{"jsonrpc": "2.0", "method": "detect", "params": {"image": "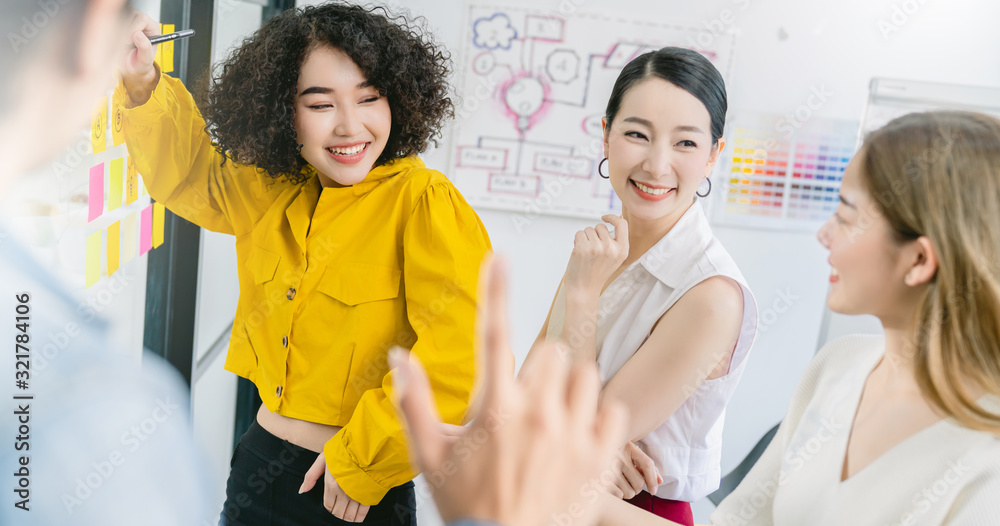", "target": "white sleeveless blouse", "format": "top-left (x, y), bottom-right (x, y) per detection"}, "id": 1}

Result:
top-left (546, 202), bottom-right (758, 502)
